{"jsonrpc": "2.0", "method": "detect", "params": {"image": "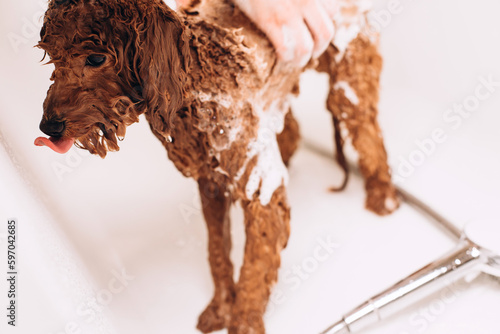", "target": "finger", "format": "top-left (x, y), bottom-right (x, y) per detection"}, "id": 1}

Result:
top-left (232, 0), bottom-right (314, 66)
top-left (319, 0), bottom-right (339, 19)
top-left (256, 9), bottom-right (314, 66)
top-left (303, 0), bottom-right (335, 58)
